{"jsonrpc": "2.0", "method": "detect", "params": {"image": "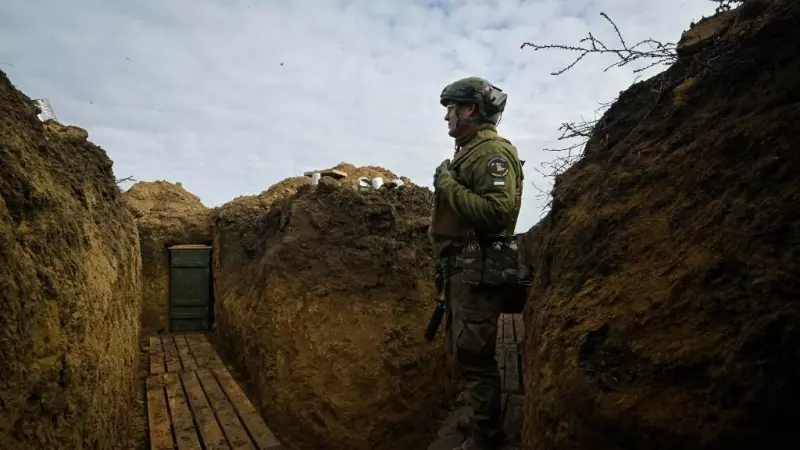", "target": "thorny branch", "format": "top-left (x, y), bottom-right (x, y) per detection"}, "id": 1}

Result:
top-left (520, 12), bottom-right (678, 76)
top-left (520, 12), bottom-right (676, 189)
top-left (116, 175), bottom-right (136, 185)
top-left (541, 98), bottom-right (616, 153)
